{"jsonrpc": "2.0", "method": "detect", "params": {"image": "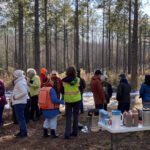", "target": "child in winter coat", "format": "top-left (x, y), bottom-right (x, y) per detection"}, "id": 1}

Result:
top-left (38, 79), bottom-right (64, 138)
